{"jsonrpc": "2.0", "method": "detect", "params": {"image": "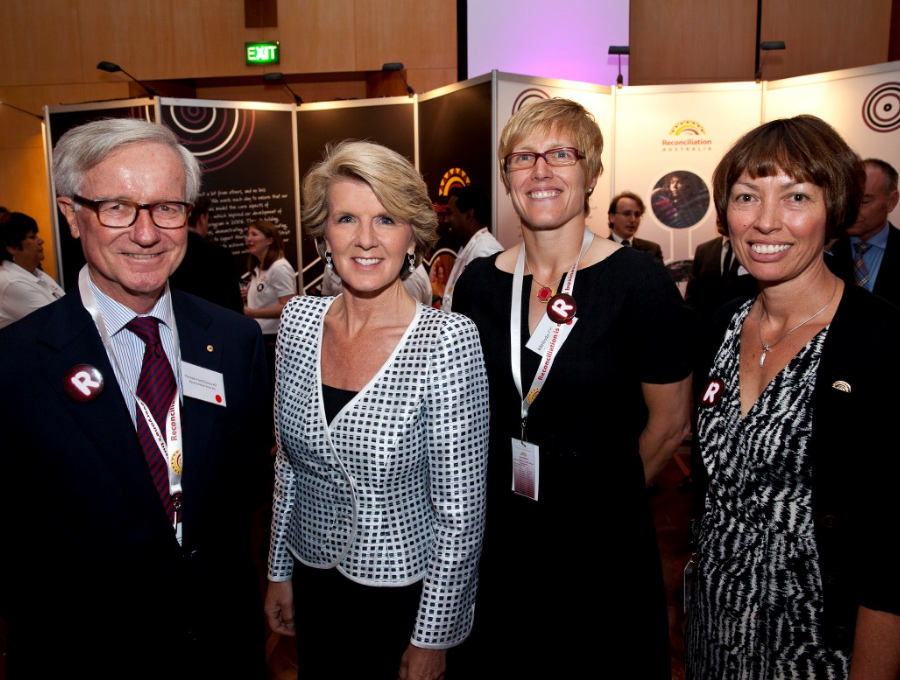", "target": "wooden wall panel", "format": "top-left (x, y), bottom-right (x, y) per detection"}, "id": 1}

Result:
top-left (276, 0), bottom-right (359, 73)
top-left (630, 0), bottom-right (757, 85)
top-left (632, 0), bottom-right (891, 86)
top-left (0, 0), bottom-right (84, 86)
top-left (78, 1), bottom-right (181, 80)
top-left (355, 0), bottom-right (455, 71)
top-left (173, 0), bottom-right (272, 79)
top-left (197, 80), bottom-right (368, 104)
top-left (760, 0), bottom-right (891, 81)
top-left (407, 68), bottom-right (457, 96)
